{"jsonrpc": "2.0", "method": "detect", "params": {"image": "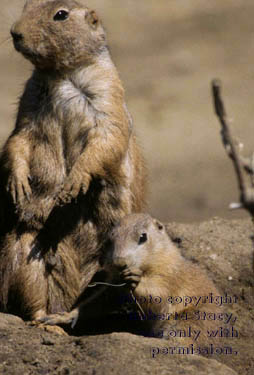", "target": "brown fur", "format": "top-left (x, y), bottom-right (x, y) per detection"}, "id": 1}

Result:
top-left (0, 0), bottom-right (146, 320)
top-left (107, 214), bottom-right (226, 346)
